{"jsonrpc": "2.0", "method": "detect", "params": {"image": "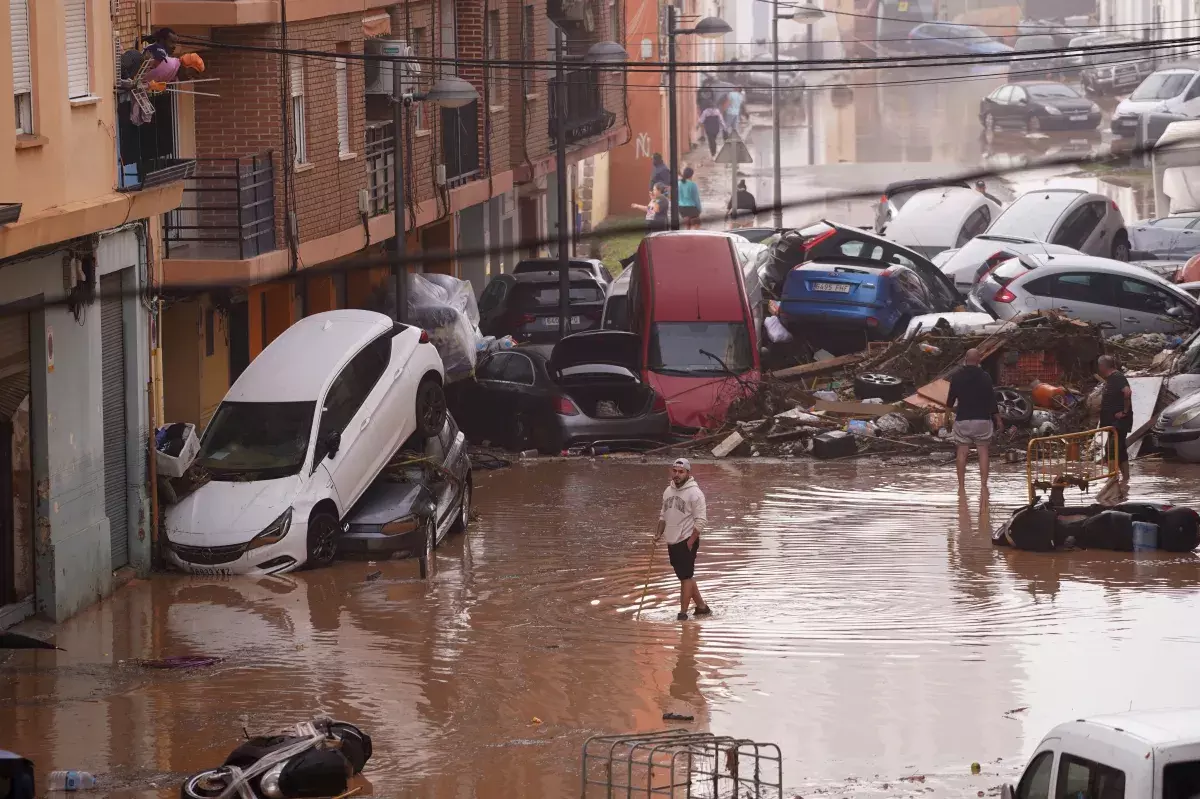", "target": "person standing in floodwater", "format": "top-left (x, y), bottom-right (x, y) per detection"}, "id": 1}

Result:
top-left (655, 458), bottom-right (711, 621)
top-left (1098, 355), bottom-right (1133, 486)
top-left (946, 348), bottom-right (1004, 493)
